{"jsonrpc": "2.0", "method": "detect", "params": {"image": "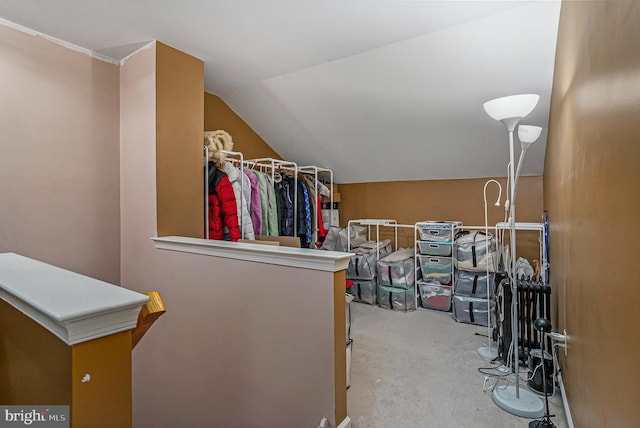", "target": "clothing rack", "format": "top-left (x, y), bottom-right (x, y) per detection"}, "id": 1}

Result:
top-left (299, 166), bottom-right (334, 245)
top-left (245, 157), bottom-right (299, 236)
top-left (204, 149), bottom-right (336, 244)
top-left (204, 147), bottom-right (245, 240)
top-left (246, 159), bottom-right (335, 246)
